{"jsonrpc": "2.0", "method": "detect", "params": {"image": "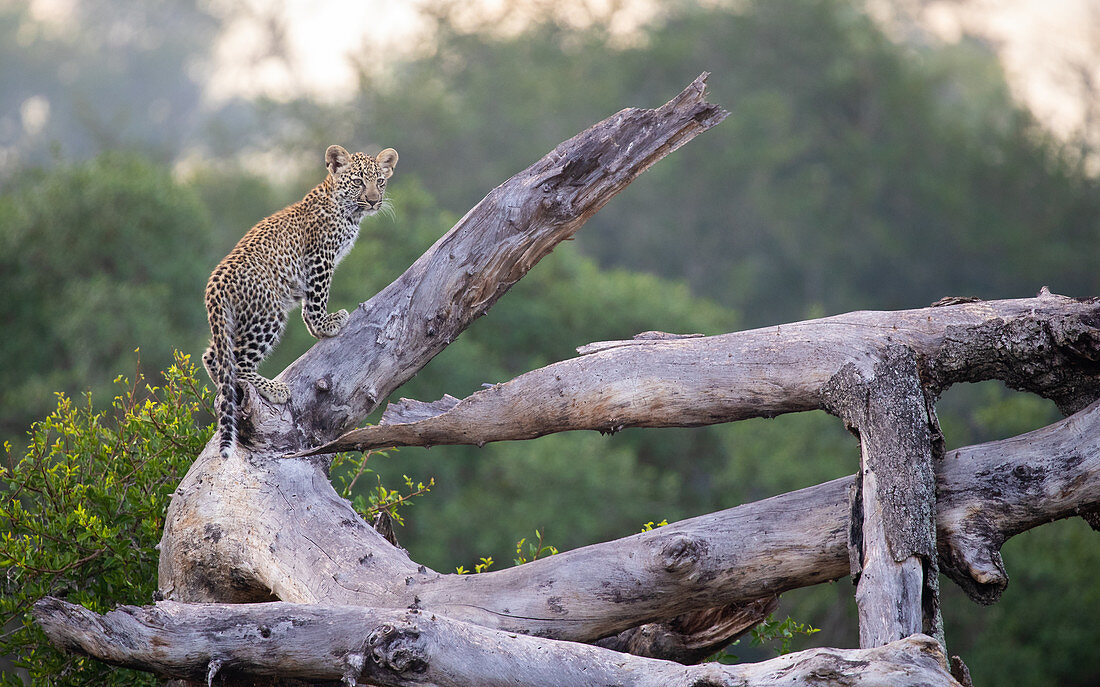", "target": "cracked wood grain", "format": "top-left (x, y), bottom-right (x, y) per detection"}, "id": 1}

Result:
top-left (34, 597), bottom-right (960, 687)
top-left (298, 292), bottom-right (1100, 457)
